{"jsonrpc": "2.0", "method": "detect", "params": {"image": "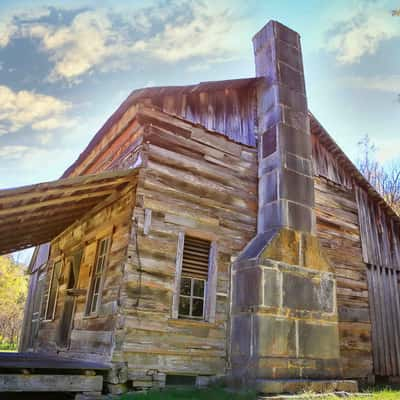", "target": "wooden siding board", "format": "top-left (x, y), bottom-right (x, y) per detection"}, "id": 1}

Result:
top-left (315, 176), bottom-right (373, 379)
top-left (118, 114), bottom-right (257, 379)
